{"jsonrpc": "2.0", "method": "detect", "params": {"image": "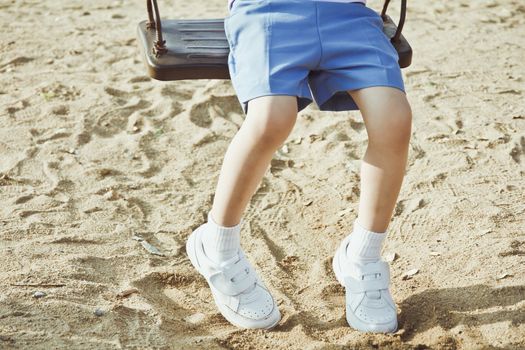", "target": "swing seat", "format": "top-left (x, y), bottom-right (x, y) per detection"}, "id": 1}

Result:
top-left (137, 0), bottom-right (412, 81)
